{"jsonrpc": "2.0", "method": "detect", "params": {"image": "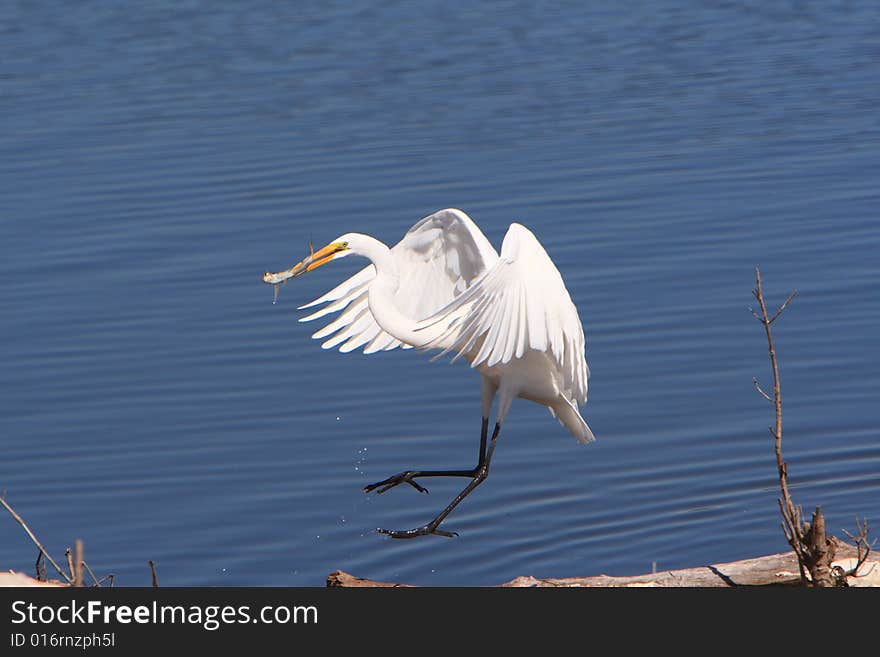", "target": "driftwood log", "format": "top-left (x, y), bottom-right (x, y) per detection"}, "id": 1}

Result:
top-left (328, 540), bottom-right (879, 587)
